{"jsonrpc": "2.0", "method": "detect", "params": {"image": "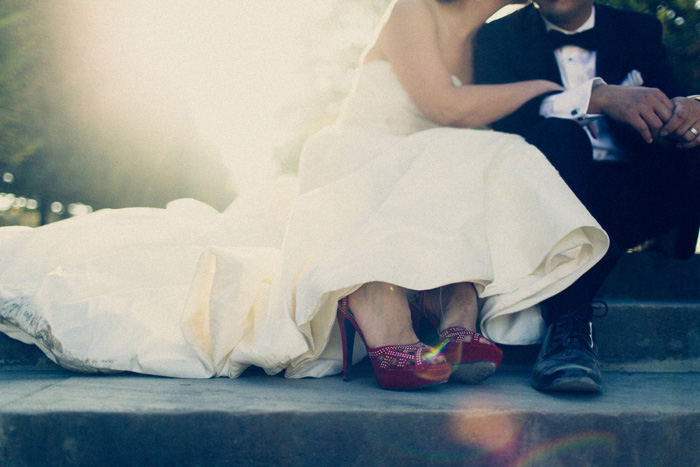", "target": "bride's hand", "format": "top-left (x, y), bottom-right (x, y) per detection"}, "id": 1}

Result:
top-left (535, 80), bottom-right (564, 94)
